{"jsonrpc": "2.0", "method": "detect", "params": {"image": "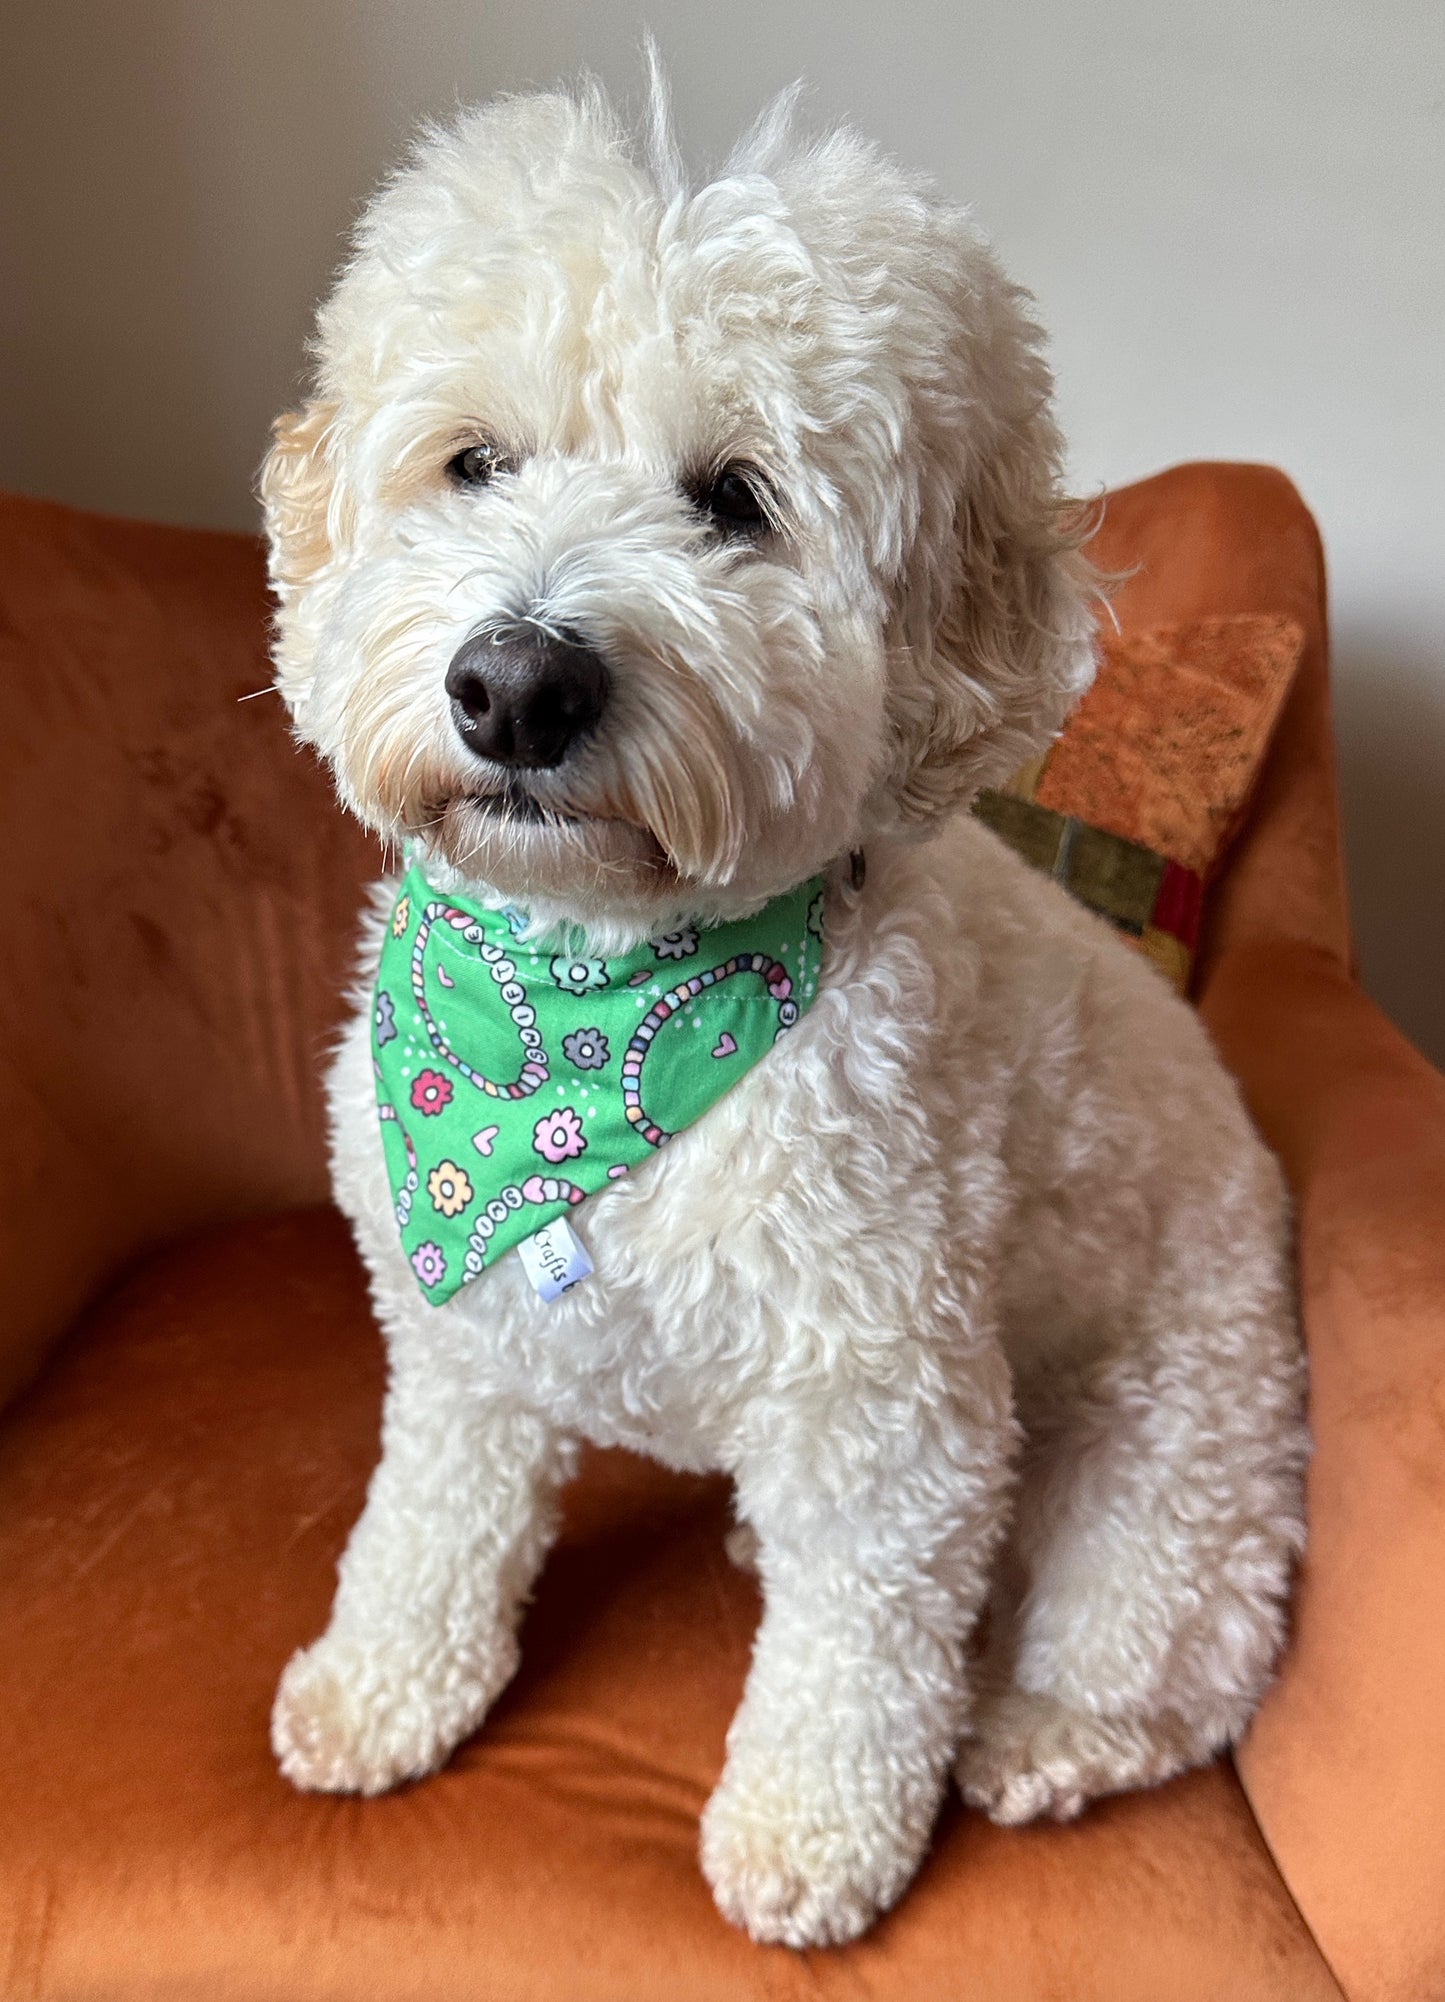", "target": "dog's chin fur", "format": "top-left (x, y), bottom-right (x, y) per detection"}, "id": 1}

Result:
top-left (261, 69), bottom-right (1306, 1954)
top-left (423, 794), bottom-right (685, 941)
top-left (432, 793), bottom-right (669, 891)
top-left (415, 777), bottom-right (857, 948)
